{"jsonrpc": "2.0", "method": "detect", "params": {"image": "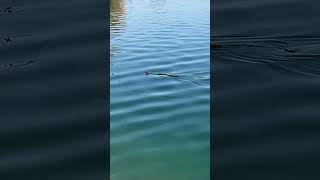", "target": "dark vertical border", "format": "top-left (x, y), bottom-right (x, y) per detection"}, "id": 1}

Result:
top-left (0, 0), bottom-right (110, 179)
top-left (106, 0), bottom-right (110, 179)
top-left (210, 0), bottom-right (214, 179)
